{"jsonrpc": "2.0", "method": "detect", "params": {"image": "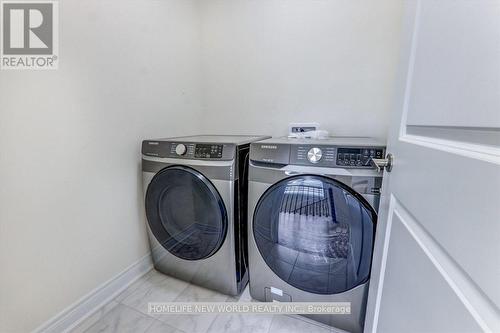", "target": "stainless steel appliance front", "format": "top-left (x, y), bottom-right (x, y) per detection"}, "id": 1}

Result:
top-left (247, 137), bottom-right (384, 333)
top-left (141, 135), bottom-right (269, 296)
top-left (143, 158), bottom-right (240, 295)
